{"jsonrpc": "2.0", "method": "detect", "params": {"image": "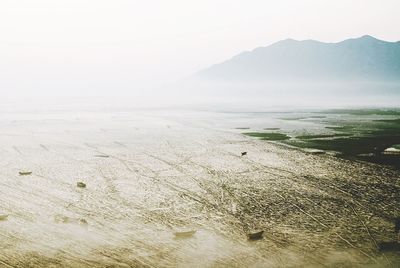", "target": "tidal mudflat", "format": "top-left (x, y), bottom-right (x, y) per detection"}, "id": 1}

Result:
top-left (0, 108), bottom-right (399, 267)
top-left (241, 109), bottom-right (400, 169)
